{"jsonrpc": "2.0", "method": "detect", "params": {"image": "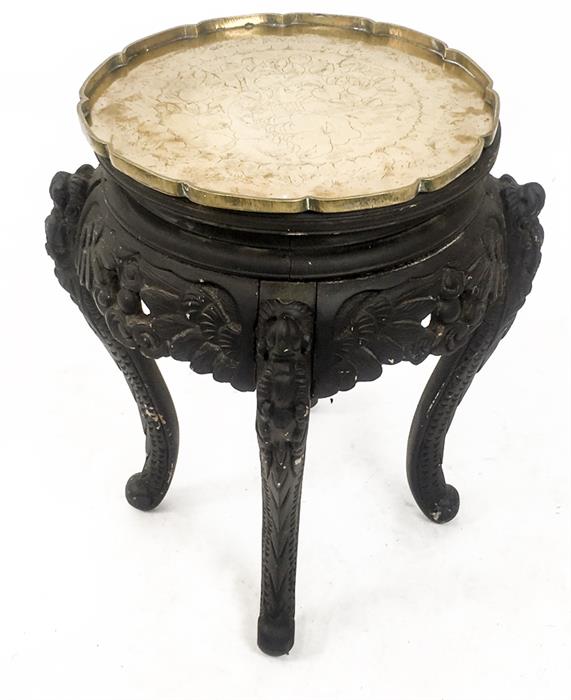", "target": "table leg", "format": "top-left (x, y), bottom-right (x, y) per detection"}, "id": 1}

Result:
top-left (46, 166), bottom-right (179, 511)
top-left (407, 175), bottom-right (545, 523)
top-left (255, 299), bottom-right (314, 655)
